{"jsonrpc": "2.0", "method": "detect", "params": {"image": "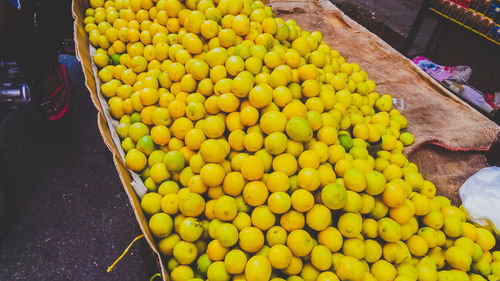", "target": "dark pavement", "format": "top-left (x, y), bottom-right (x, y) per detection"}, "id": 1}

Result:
top-left (0, 55), bottom-right (156, 280)
top-left (332, 0), bottom-right (420, 36)
top-left (330, 0), bottom-right (437, 54)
